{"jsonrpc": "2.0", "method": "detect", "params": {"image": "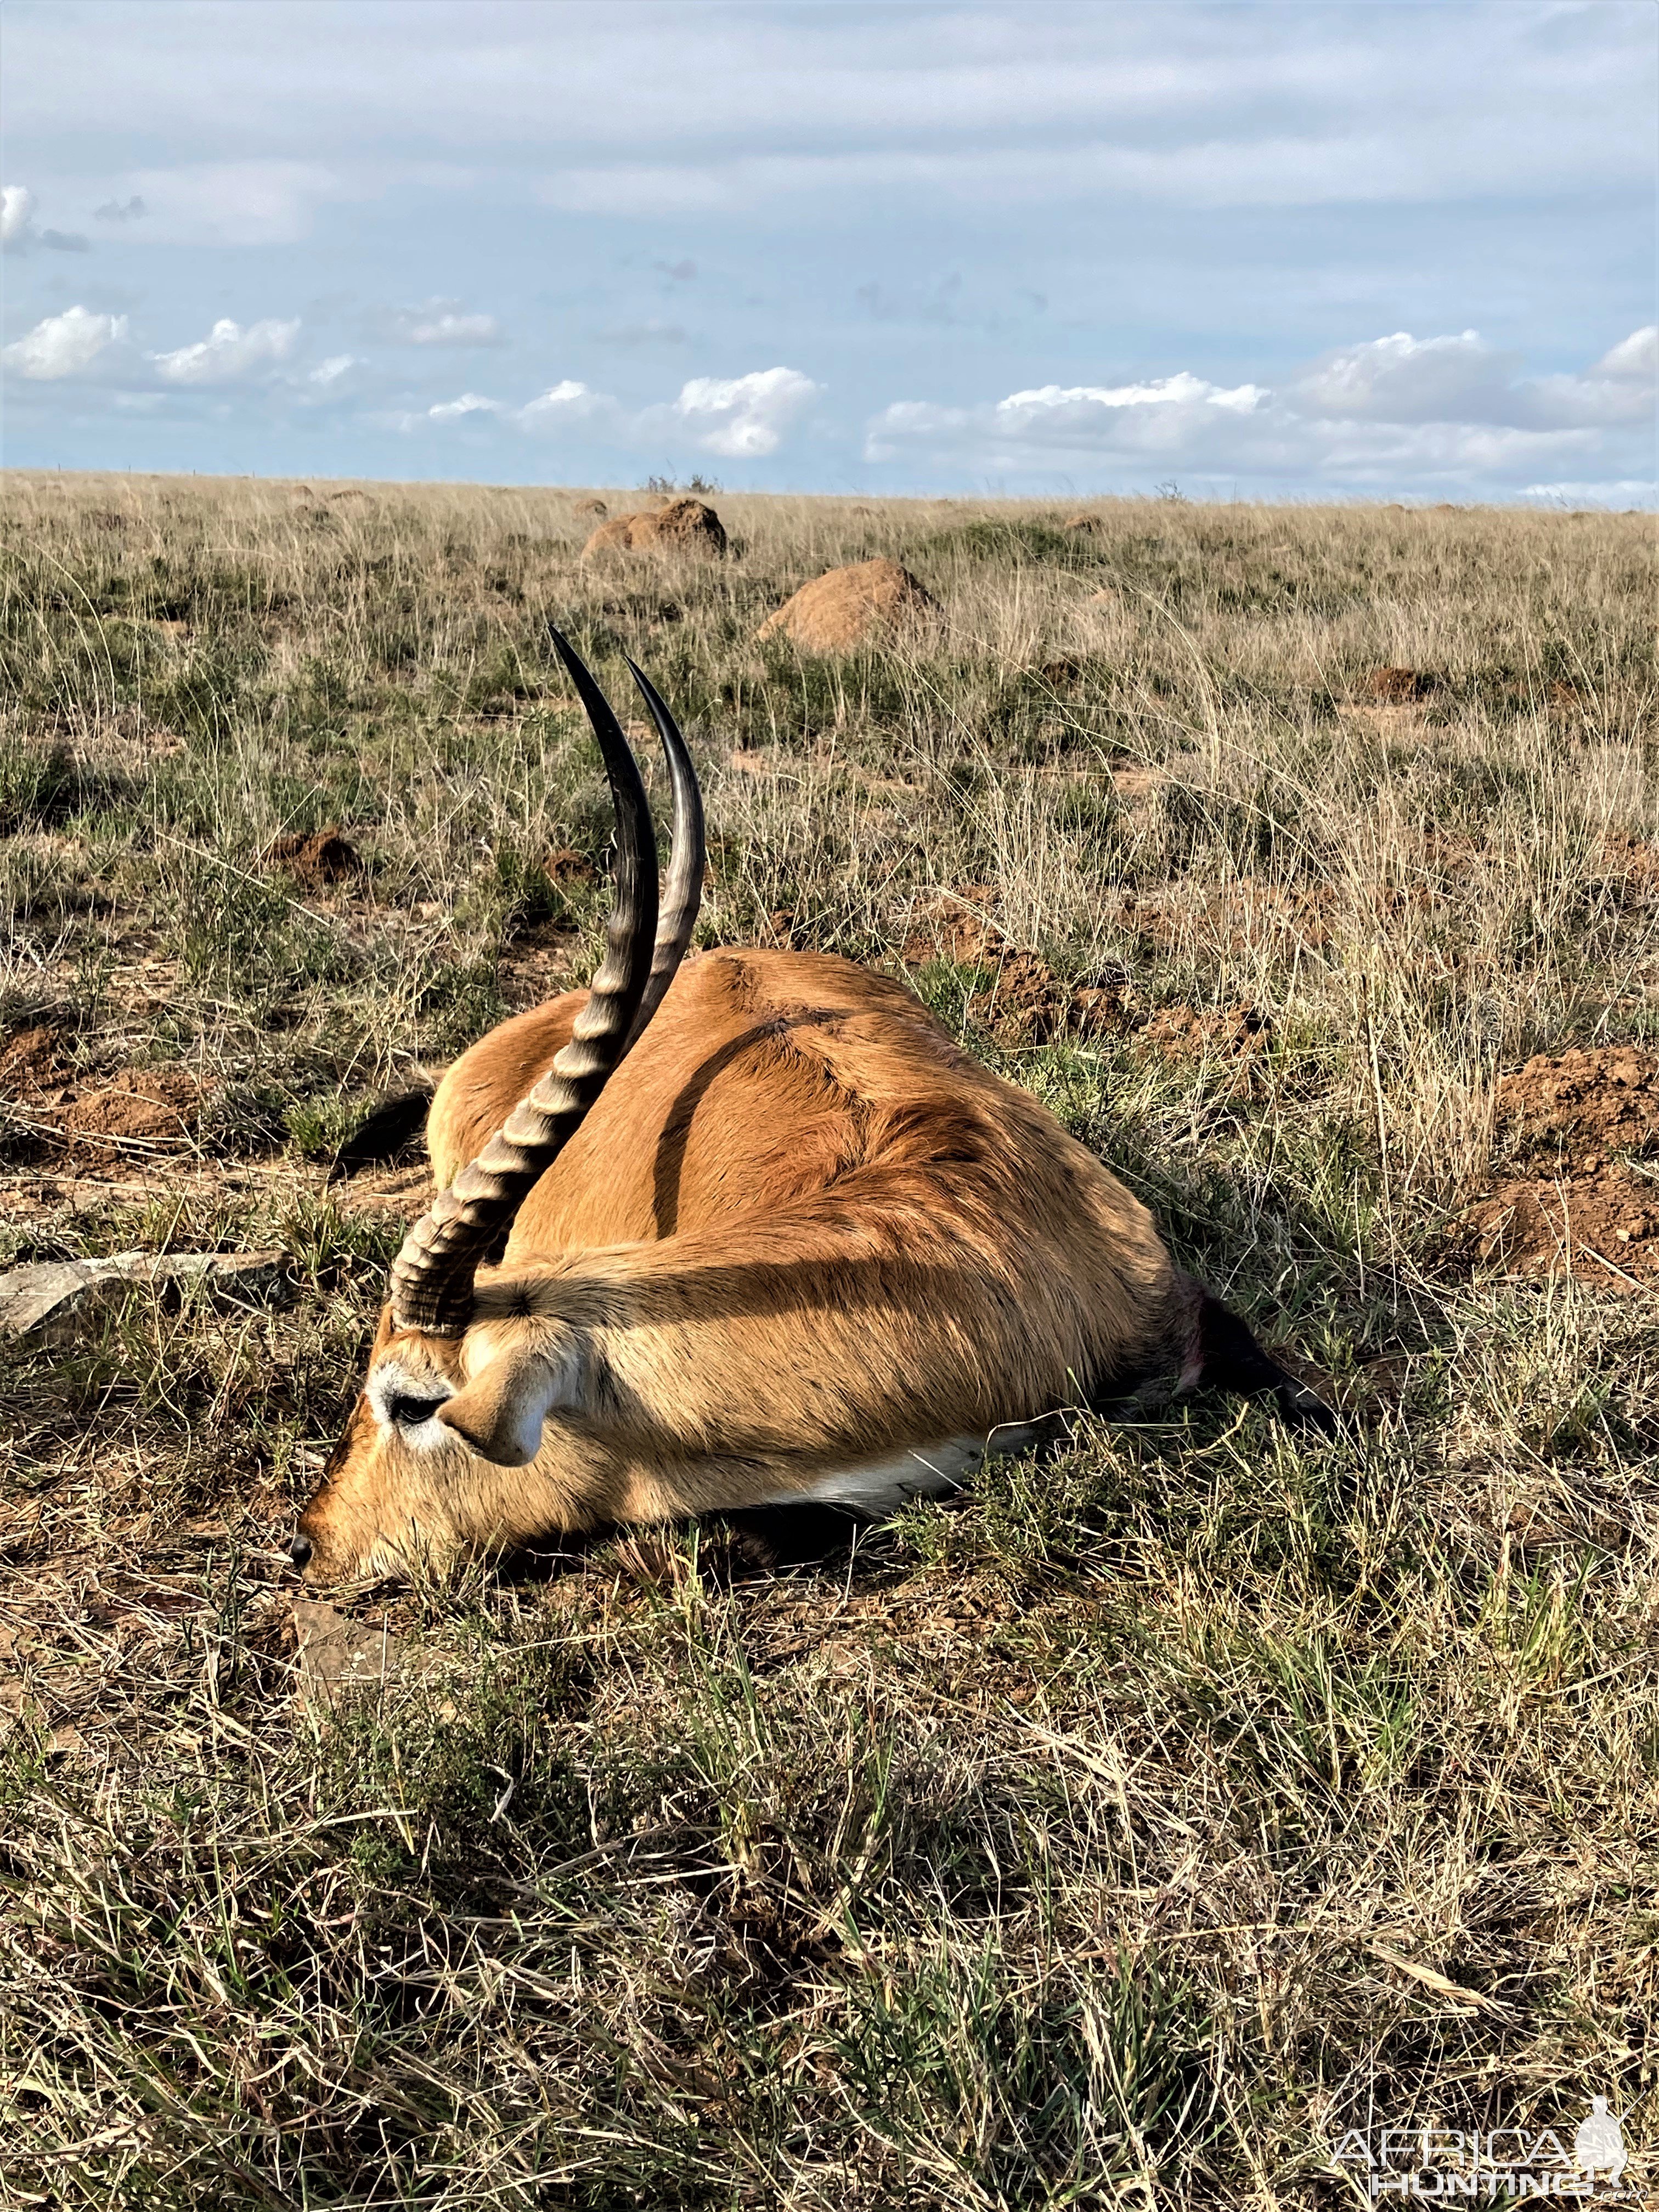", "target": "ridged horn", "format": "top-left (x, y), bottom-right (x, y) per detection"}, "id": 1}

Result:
top-left (622, 653), bottom-right (705, 1052)
top-left (387, 628), bottom-right (661, 1337)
